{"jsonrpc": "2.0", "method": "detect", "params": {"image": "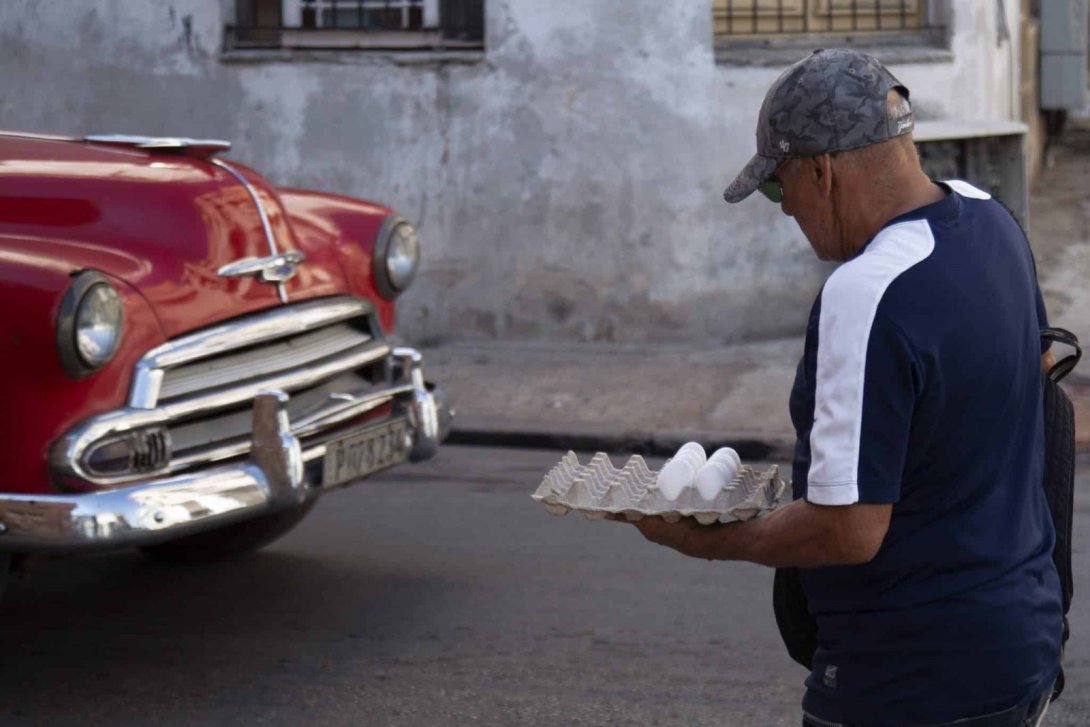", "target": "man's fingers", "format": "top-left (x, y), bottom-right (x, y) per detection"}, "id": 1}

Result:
top-left (633, 516), bottom-right (676, 542)
top-left (604, 513), bottom-right (666, 526)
